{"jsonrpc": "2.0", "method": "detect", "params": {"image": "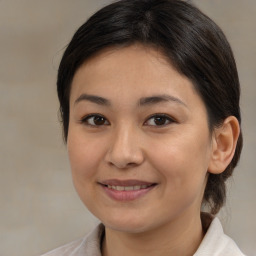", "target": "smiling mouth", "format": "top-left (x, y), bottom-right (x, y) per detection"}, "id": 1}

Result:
top-left (105, 184), bottom-right (152, 191)
top-left (99, 180), bottom-right (157, 201)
